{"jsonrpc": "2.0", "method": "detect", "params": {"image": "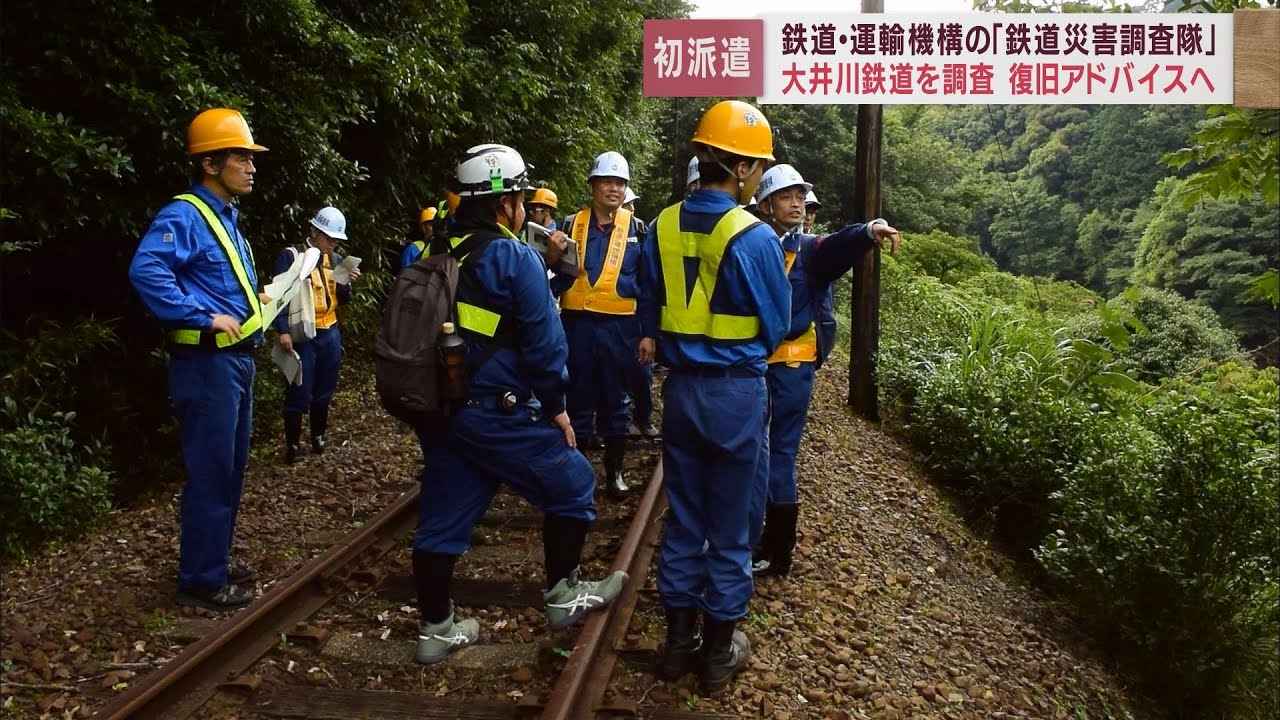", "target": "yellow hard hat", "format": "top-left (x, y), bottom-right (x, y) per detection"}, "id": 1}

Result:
top-left (691, 100), bottom-right (774, 161)
top-left (187, 108), bottom-right (268, 155)
top-left (530, 188), bottom-right (559, 209)
top-left (446, 191), bottom-right (462, 214)
top-left (420, 206), bottom-right (438, 223)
